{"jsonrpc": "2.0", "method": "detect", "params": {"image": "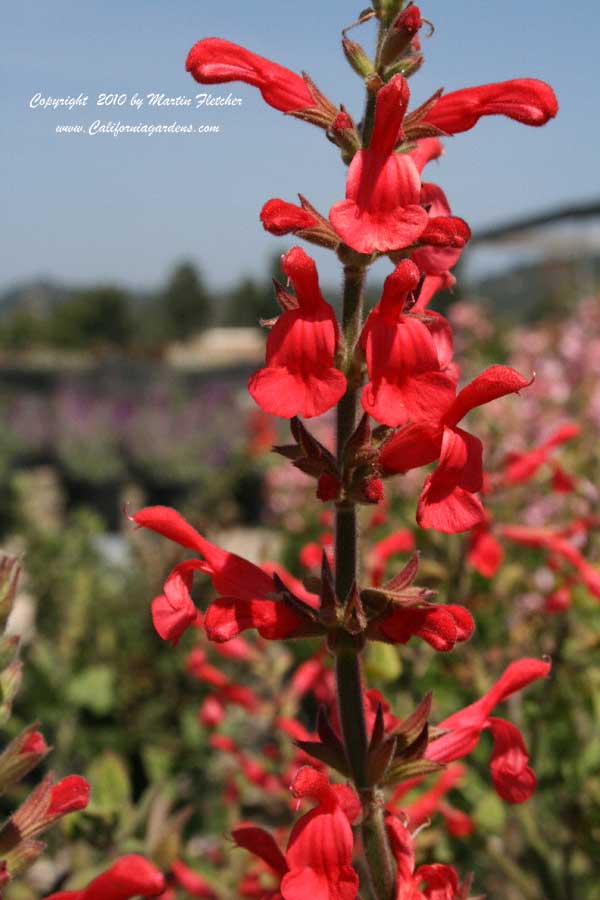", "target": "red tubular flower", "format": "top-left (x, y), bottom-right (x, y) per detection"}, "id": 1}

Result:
top-left (369, 528), bottom-right (416, 586)
top-left (409, 137), bottom-right (444, 174)
top-left (500, 524), bottom-right (600, 600)
top-left (329, 76), bottom-right (429, 253)
top-left (261, 196), bottom-right (340, 249)
top-left (380, 366), bottom-right (531, 532)
top-left (10, 773), bottom-right (89, 846)
top-left (422, 78), bottom-right (558, 134)
top-left (390, 764), bottom-right (474, 838)
top-left (500, 421), bottom-right (580, 486)
top-left (411, 184), bottom-right (470, 277)
top-left (386, 816), bottom-right (463, 899)
top-left (186, 39), bottom-right (313, 114)
top-left (248, 247), bottom-right (346, 419)
top-left (359, 260), bottom-right (456, 427)
top-left (132, 506), bottom-right (321, 643)
top-left (426, 658), bottom-right (551, 802)
top-left (261, 199), bottom-right (318, 234)
top-left (233, 768), bottom-right (359, 900)
top-left (171, 860), bottom-right (217, 899)
top-left (42, 854), bottom-right (166, 900)
top-left (368, 602), bottom-right (474, 653)
top-left (467, 519), bottom-right (504, 578)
